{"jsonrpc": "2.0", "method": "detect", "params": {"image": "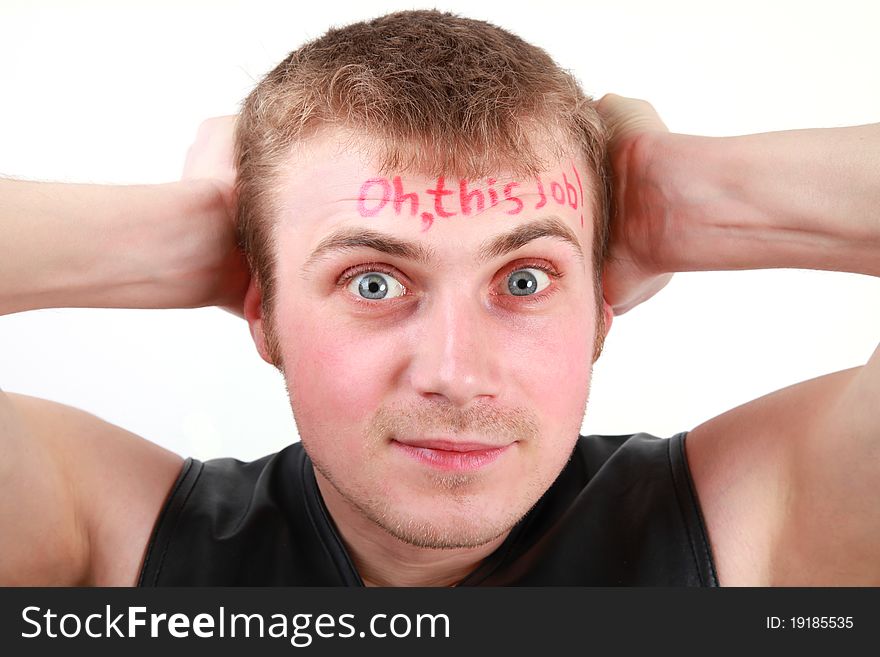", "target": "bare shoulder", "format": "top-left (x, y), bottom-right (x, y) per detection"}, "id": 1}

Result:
top-left (684, 367), bottom-right (863, 586)
top-left (6, 393), bottom-right (185, 586)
